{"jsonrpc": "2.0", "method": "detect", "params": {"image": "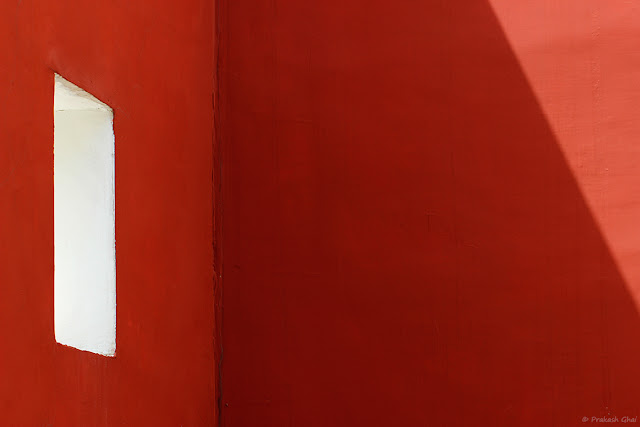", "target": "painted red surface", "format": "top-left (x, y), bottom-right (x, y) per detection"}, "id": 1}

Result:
top-left (220, 1), bottom-right (640, 426)
top-left (3, 0), bottom-right (640, 425)
top-left (0, 1), bottom-right (216, 425)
